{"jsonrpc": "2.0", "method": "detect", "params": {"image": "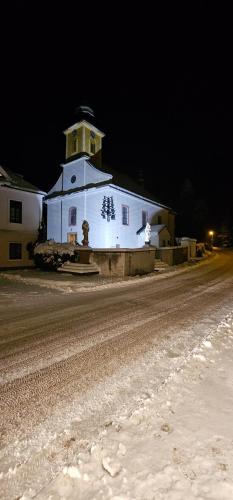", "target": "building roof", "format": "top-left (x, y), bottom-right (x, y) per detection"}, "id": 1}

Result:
top-left (100, 163), bottom-right (173, 210)
top-left (0, 165), bottom-right (46, 195)
top-left (136, 224), bottom-right (167, 235)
